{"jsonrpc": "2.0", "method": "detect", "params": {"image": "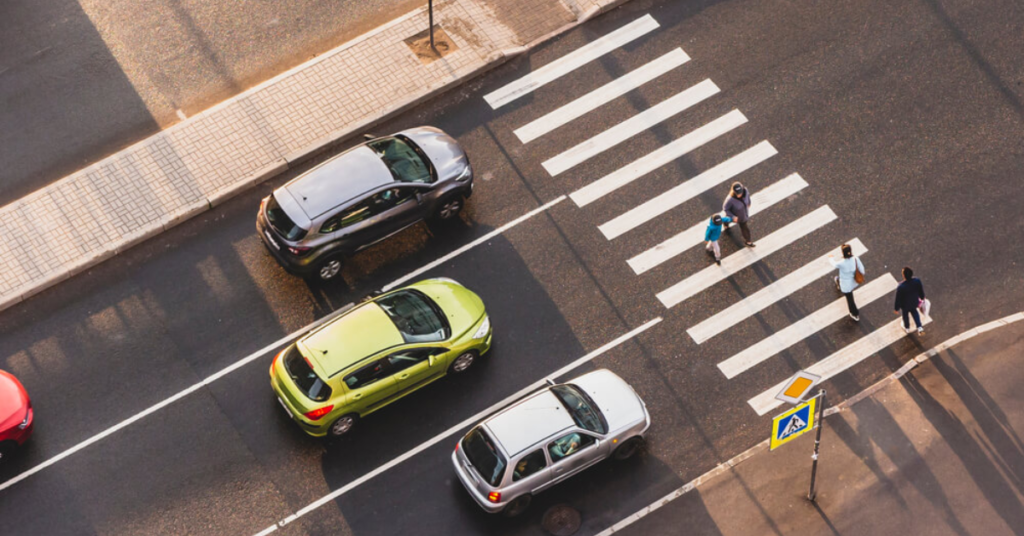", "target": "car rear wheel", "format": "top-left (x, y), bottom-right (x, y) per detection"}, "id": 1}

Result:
top-left (448, 351), bottom-right (477, 374)
top-left (613, 437), bottom-right (643, 460)
top-left (328, 414), bottom-right (358, 437)
top-left (435, 196), bottom-right (463, 220)
top-left (315, 257), bottom-right (343, 281)
top-left (502, 494), bottom-right (532, 517)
